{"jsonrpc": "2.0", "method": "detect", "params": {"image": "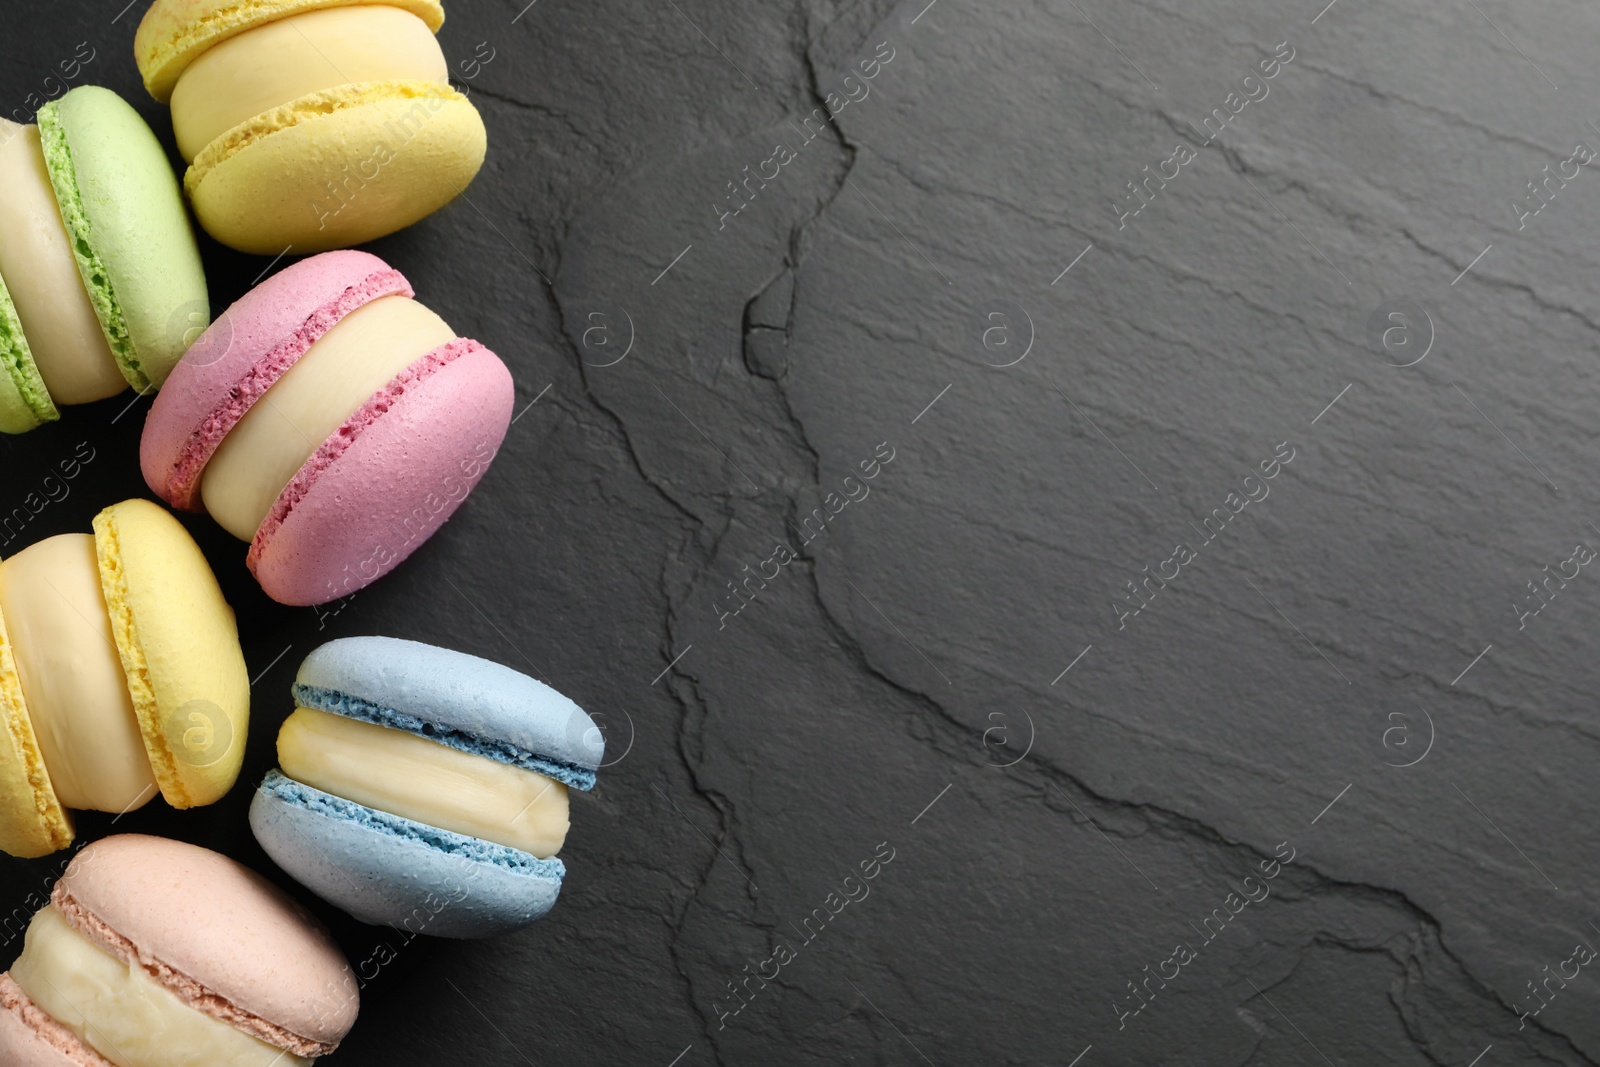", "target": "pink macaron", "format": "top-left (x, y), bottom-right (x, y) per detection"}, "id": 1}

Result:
top-left (141, 251), bottom-right (514, 606)
top-left (0, 834), bottom-right (358, 1066)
